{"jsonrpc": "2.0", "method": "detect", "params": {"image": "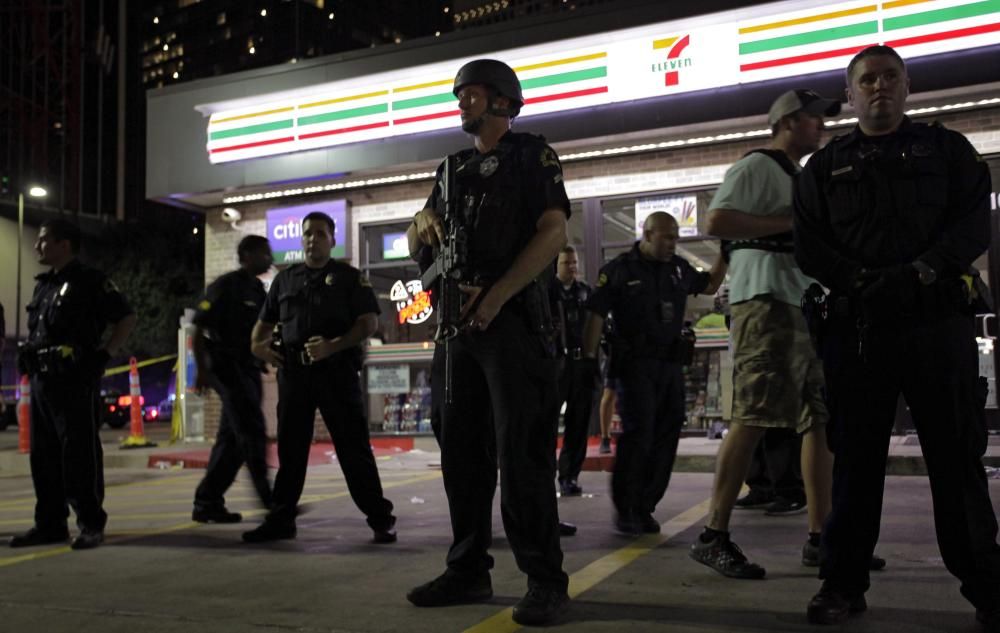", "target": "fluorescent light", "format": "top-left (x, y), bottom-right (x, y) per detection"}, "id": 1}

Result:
top-left (218, 96), bottom-right (1000, 205)
top-left (28, 186), bottom-right (47, 197)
